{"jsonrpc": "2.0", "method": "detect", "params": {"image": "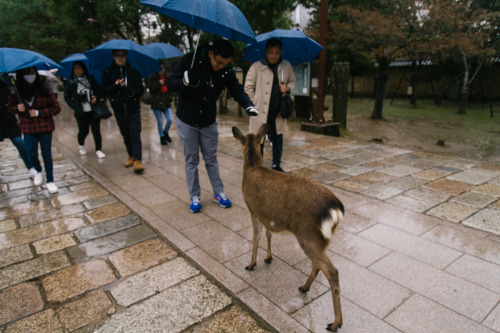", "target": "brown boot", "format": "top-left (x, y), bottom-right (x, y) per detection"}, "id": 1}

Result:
top-left (124, 156), bottom-right (134, 168)
top-left (133, 159), bottom-right (144, 174)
